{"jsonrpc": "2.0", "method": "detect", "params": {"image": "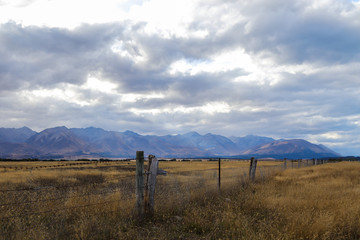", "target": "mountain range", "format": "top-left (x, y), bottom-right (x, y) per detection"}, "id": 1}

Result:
top-left (0, 126), bottom-right (341, 159)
